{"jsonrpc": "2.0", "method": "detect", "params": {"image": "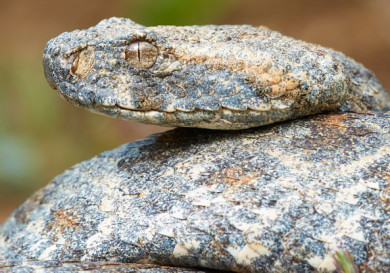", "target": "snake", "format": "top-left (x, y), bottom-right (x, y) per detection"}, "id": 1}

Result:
top-left (1, 18), bottom-right (390, 272)
top-left (42, 17), bottom-right (390, 130)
